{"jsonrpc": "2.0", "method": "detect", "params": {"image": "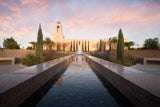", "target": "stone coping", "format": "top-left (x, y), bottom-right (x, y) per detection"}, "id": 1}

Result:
top-left (85, 54), bottom-right (160, 98)
top-left (0, 54), bottom-right (75, 94)
top-left (143, 57), bottom-right (160, 64)
top-left (0, 57), bottom-right (15, 64)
